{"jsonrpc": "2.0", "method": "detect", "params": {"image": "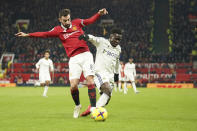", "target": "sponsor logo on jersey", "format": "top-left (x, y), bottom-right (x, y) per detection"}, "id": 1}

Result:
top-left (103, 49), bottom-right (118, 58)
top-left (63, 30), bottom-right (80, 39)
